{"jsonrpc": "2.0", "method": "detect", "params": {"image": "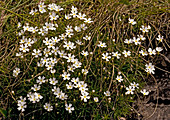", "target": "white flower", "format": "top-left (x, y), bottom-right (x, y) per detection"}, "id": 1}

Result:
top-left (59, 34), bottom-right (67, 40)
top-left (156, 35), bottom-right (163, 42)
top-left (102, 53), bottom-right (111, 61)
top-left (16, 52), bottom-right (23, 58)
top-left (80, 92), bottom-right (90, 102)
top-left (17, 22), bottom-right (22, 28)
top-left (63, 41), bottom-right (76, 50)
top-left (43, 103), bottom-right (53, 111)
top-left (137, 35), bottom-right (146, 41)
top-left (148, 48), bottom-right (156, 55)
top-left (70, 10), bottom-right (77, 18)
top-left (59, 92), bottom-right (68, 100)
top-left (66, 82), bottom-right (73, 89)
top-left (77, 13), bottom-right (86, 20)
top-left (65, 53), bottom-right (75, 63)
top-left (156, 47), bottom-right (163, 52)
top-left (48, 3), bottom-right (56, 11)
top-left (38, 28), bottom-right (48, 36)
top-left (62, 72), bottom-right (70, 80)
top-left (65, 14), bottom-right (71, 19)
top-left (141, 89), bottom-right (149, 95)
top-left (54, 5), bottom-right (63, 12)
top-left (139, 50), bottom-right (148, 56)
top-left (125, 86), bottom-right (135, 95)
top-left (83, 35), bottom-right (91, 41)
top-left (122, 50), bottom-right (131, 57)
top-left (36, 76), bottom-right (46, 84)
top-left (74, 26), bottom-right (81, 32)
top-left (19, 44), bottom-right (29, 53)
top-left (128, 18), bottom-right (136, 25)
top-left (140, 25), bottom-right (149, 33)
top-left (65, 25), bottom-right (73, 32)
top-left (13, 67), bottom-right (20, 77)
top-left (65, 103), bottom-right (74, 113)
top-left (38, 2), bottom-right (46, 9)
top-left (104, 91), bottom-right (110, 96)
top-left (29, 9), bottom-right (38, 15)
top-left (32, 49), bottom-right (42, 58)
top-left (98, 41), bottom-right (107, 48)
top-left (133, 37), bottom-right (141, 45)
top-left (84, 18), bottom-right (93, 23)
top-left (39, 7), bottom-right (46, 13)
top-left (71, 6), bottom-right (77, 12)
top-left (81, 51), bottom-right (89, 56)
top-left (71, 77), bottom-right (79, 84)
top-left (124, 39), bottom-right (132, 44)
top-left (145, 63), bottom-right (155, 74)
top-left (31, 84), bottom-right (41, 91)
top-left (43, 22), bottom-right (56, 31)
top-left (130, 82), bottom-right (139, 89)
top-left (49, 78), bottom-right (58, 85)
top-left (116, 75), bottom-right (123, 82)
top-left (94, 97), bottom-right (99, 102)
top-left (82, 69), bottom-right (88, 75)
top-left (23, 25), bottom-right (29, 31)
top-left (52, 86), bottom-right (60, 95)
top-left (75, 40), bottom-right (82, 45)
top-left (112, 51), bottom-right (121, 59)
top-left (25, 38), bottom-right (34, 46)
top-left (80, 23), bottom-right (87, 30)
top-left (49, 11), bottom-right (59, 20)
top-left (17, 103), bottom-right (27, 112)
